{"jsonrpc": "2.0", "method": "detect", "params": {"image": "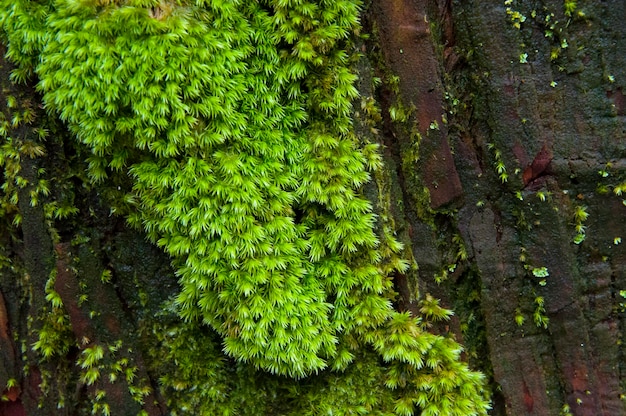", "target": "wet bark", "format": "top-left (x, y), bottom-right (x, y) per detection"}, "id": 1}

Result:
top-left (366, 0), bottom-right (626, 415)
top-left (1, 1), bottom-right (626, 415)
top-left (0, 44), bottom-right (171, 415)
